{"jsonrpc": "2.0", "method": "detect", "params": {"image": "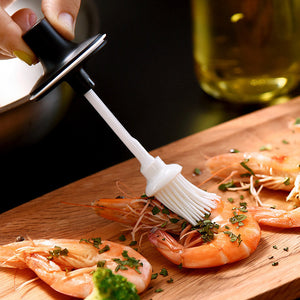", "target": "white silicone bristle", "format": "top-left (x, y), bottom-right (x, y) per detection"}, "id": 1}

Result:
top-left (154, 174), bottom-right (220, 226)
